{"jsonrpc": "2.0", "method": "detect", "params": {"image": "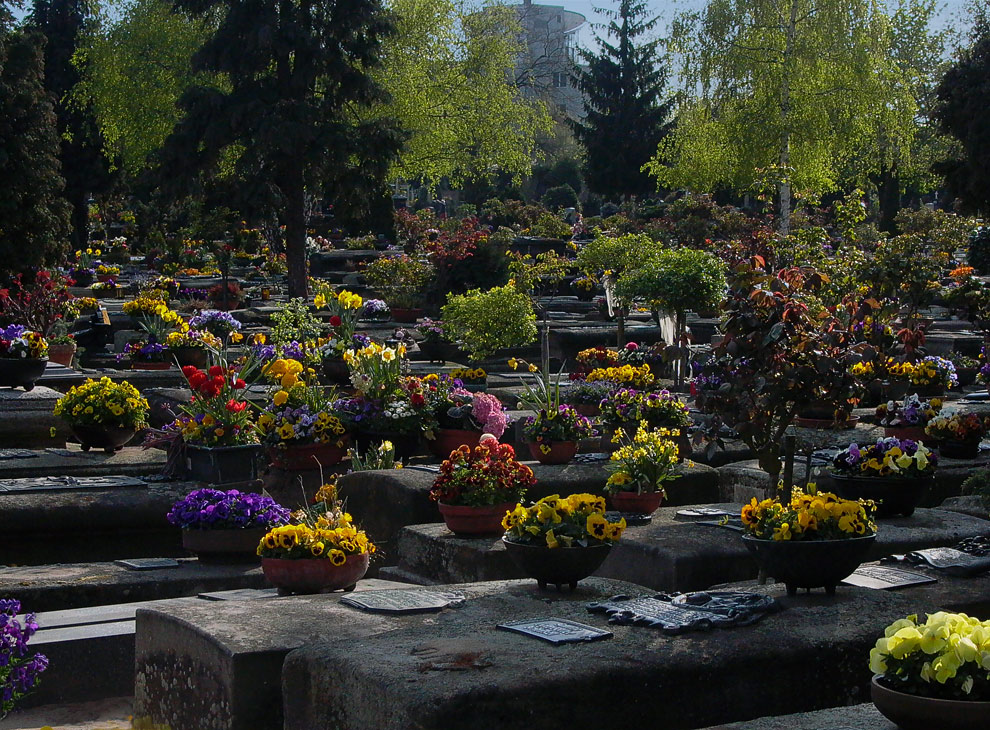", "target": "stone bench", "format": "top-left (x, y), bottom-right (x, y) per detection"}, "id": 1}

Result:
top-left (383, 502), bottom-right (990, 591)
